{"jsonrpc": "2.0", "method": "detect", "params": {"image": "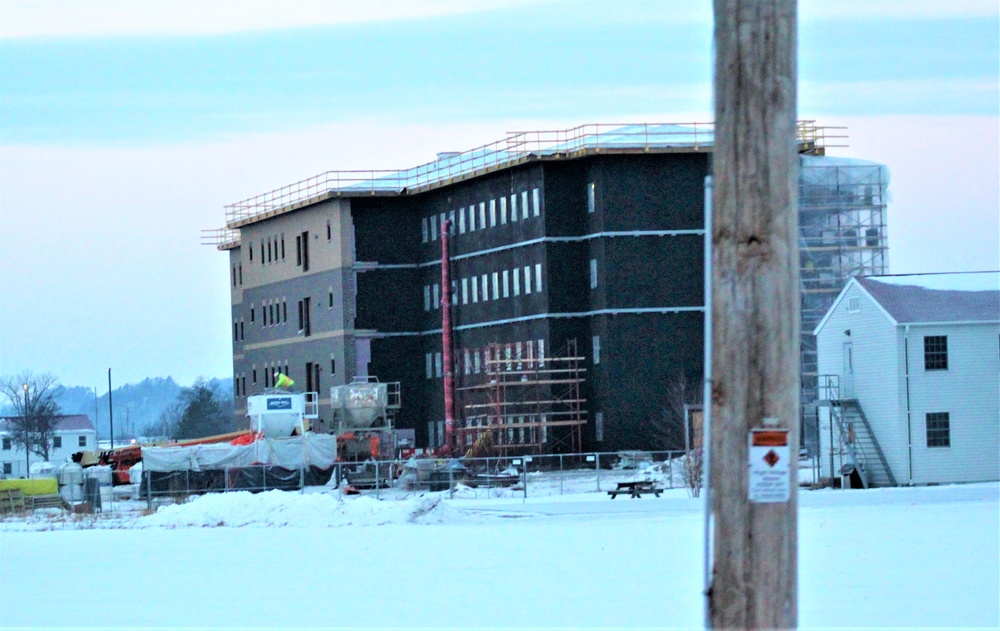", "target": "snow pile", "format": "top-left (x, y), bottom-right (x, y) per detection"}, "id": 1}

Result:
top-left (138, 490), bottom-right (472, 528)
